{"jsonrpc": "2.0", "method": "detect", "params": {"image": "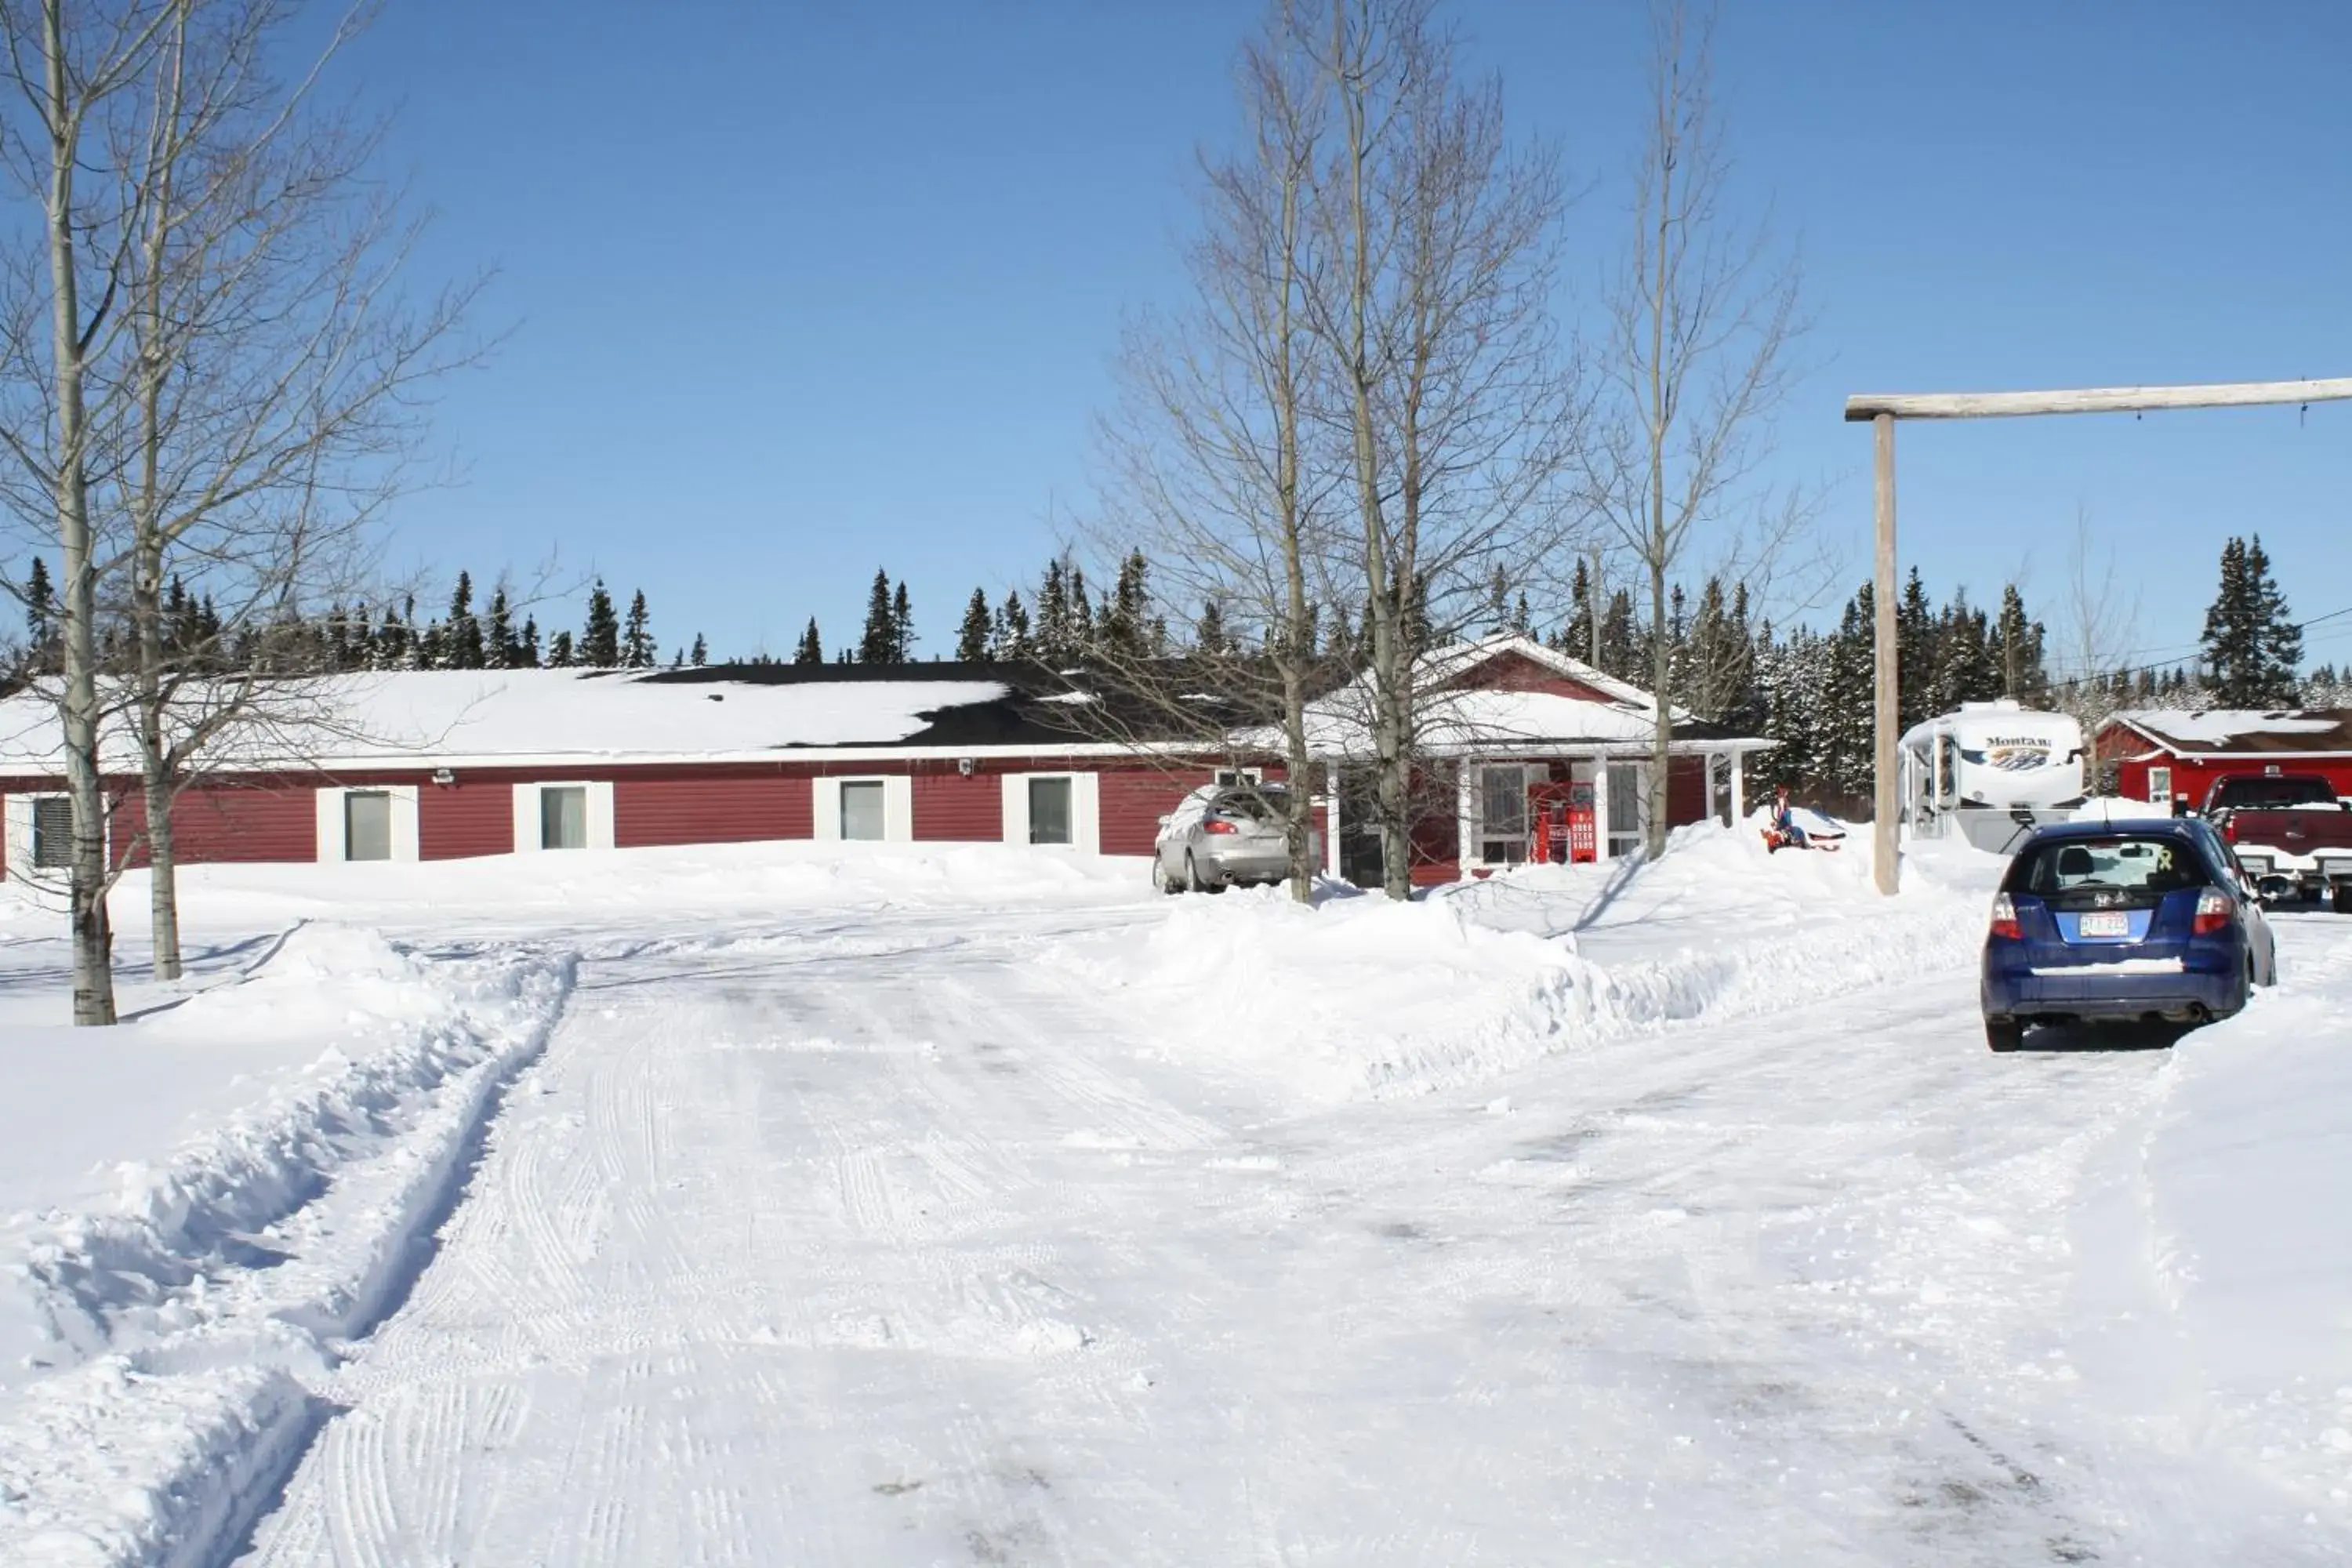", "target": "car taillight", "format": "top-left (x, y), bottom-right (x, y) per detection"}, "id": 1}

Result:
top-left (1988, 892), bottom-right (2022, 942)
top-left (2221, 815), bottom-right (2237, 843)
top-left (1203, 819), bottom-right (1239, 835)
top-left (2192, 887), bottom-right (2234, 937)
